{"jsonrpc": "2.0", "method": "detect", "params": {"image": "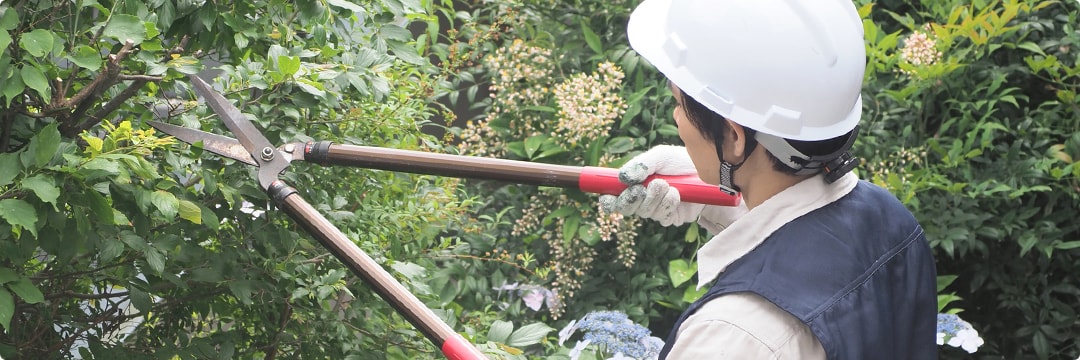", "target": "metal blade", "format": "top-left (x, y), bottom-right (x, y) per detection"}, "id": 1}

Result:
top-left (188, 75), bottom-right (277, 163)
top-left (148, 121), bottom-right (257, 166)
